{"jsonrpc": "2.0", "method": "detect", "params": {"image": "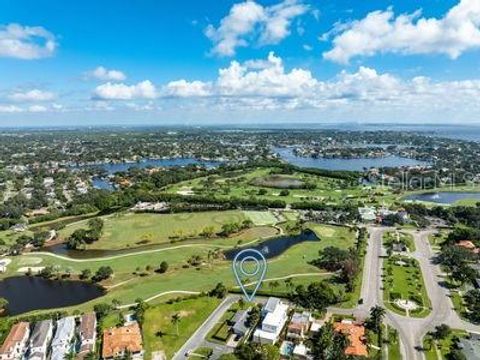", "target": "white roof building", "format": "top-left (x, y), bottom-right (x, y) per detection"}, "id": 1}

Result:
top-left (253, 297), bottom-right (289, 345)
top-left (50, 317), bottom-right (75, 360)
